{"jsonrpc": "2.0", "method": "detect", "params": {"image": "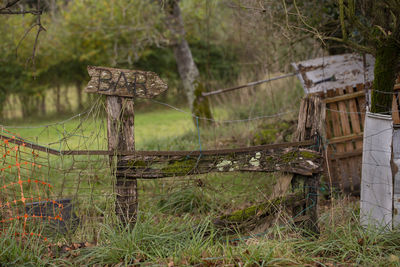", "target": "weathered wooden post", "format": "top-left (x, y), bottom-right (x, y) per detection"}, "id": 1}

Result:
top-left (85, 66), bottom-right (167, 224)
top-left (293, 95), bottom-right (325, 235)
